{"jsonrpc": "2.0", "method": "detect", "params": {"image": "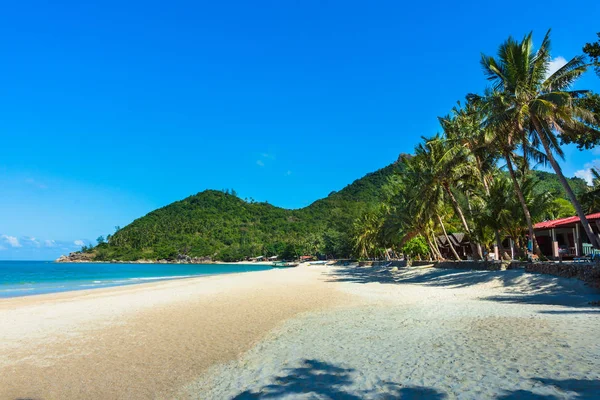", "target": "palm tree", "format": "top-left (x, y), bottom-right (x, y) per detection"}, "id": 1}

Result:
top-left (470, 89), bottom-right (548, 255)
top-left (382, 164), bottom-right (445, 261)
top-left (440, 101), bottom-right (499, 195)
top-left (413, 135), bottom-right (483, 258)
top-left (353, 211), bottom-right (379, 259)
top-left (480, 30), bottom-right (600, 248)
